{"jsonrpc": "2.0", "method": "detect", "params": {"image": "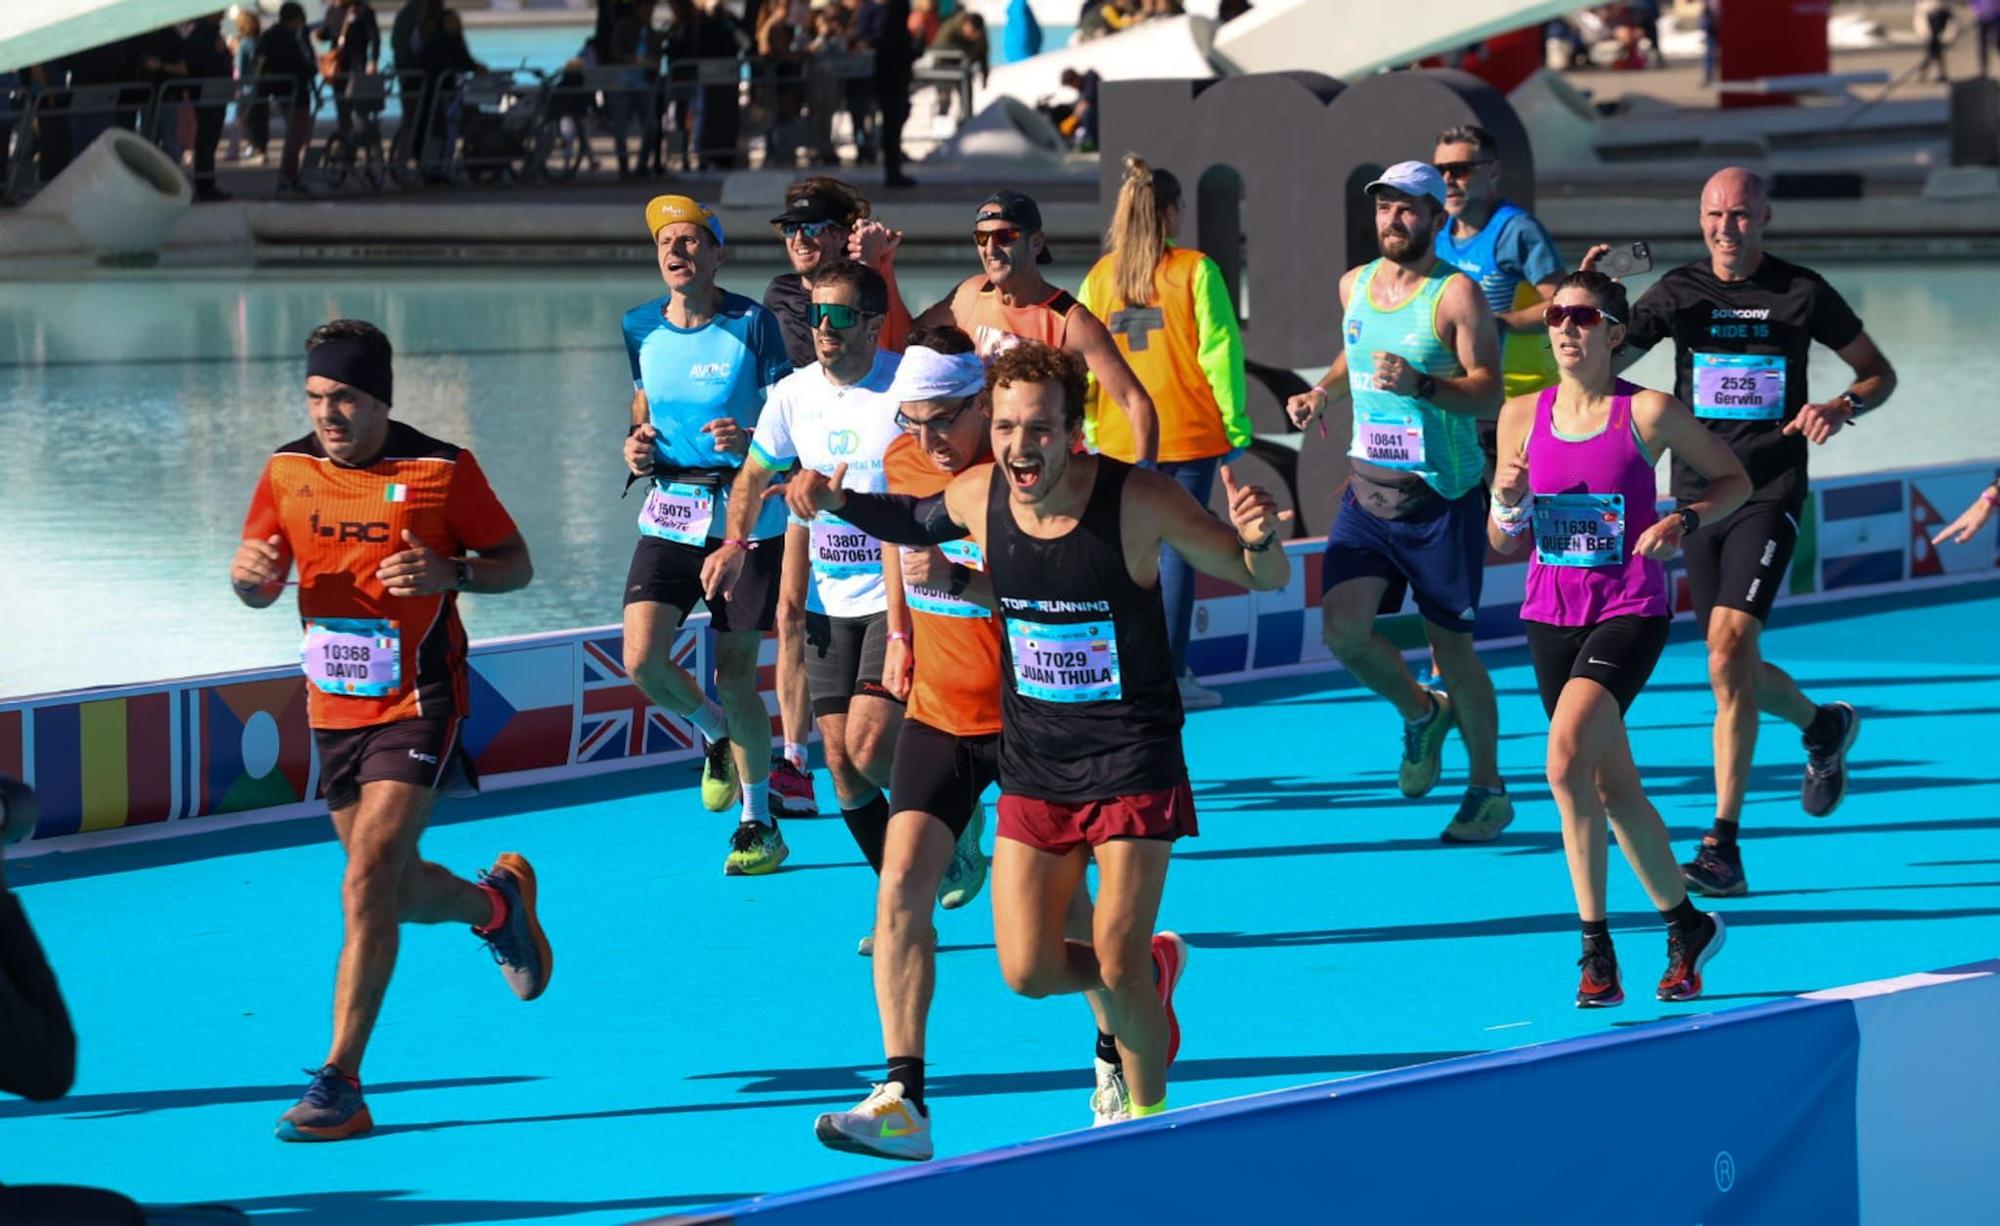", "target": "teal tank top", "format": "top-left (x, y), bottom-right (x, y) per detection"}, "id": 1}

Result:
top-left (1343, 259), bottom-right (1484, 500)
